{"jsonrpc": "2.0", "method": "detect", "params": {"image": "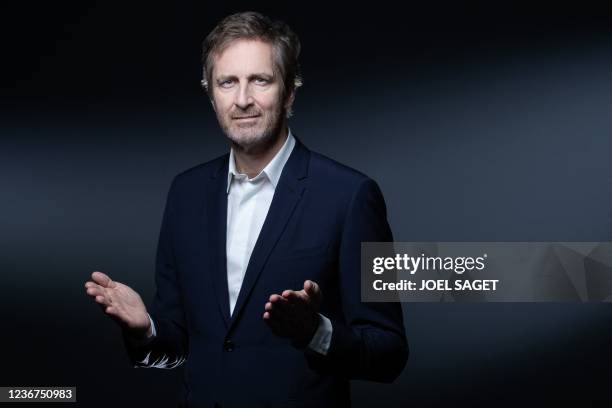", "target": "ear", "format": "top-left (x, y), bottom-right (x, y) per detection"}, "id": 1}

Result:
top-left (284, 87), bottom-right (296, 111)
top-left (210, 96), bottom-right (217, 113)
